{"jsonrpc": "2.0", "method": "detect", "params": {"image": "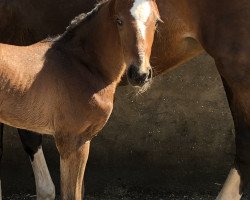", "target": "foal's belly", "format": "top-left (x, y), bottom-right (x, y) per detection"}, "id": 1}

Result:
top-left (0, 81), bottom-right (115, 138)
top-left (0, 113), bottom-right (55, 135)
top-left (0, 102), bottom-right (112, 137)
top-left (0, 94), bottom-right (55, 135)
